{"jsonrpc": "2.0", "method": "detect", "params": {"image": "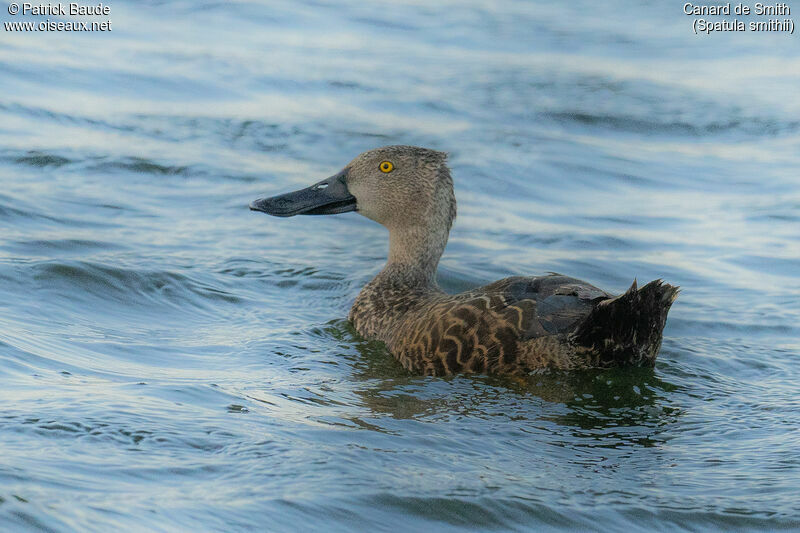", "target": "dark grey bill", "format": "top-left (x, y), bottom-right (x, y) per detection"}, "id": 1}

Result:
top-left (249, 168), bottom-right (356, 217)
